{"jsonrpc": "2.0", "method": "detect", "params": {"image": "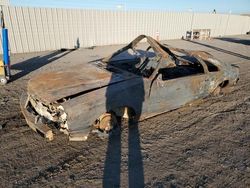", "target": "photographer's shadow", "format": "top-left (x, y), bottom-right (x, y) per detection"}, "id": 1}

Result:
top-left (103, 49), bottom-right (145, 188)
